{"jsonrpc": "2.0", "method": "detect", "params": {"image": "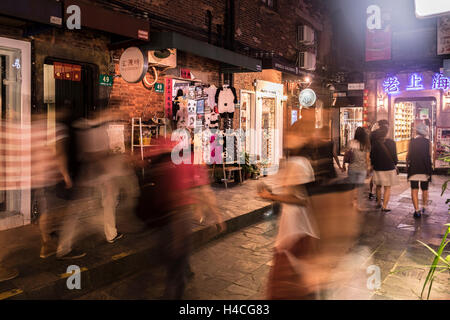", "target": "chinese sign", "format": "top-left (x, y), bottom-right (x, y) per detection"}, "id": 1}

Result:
top-left (180, 68), bottom-right (191, 79)
top-left (99, 74), bottom-right (113, 86)
top-left (54, 62), bottom-right (81, 81)
top-left (383, 73), bottom-right (450, 94)
top-left (164, 77), bottom-right (173, 118)
top-left (119, 47), bottom-right (148, 83)
top-left (154, 82), bottom-right (164, 93)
